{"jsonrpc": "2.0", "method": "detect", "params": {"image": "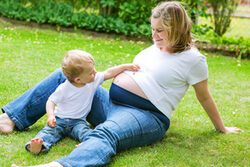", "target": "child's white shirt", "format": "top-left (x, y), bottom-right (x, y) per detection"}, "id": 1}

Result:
top-left (49, 72), bottom-right (104, 120)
